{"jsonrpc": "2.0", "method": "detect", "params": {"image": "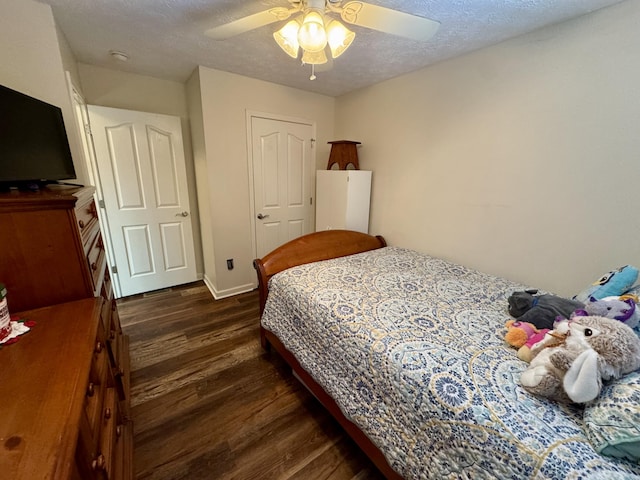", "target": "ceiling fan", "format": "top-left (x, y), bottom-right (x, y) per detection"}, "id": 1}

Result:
top-left (206, 0), bottom-right (440, 79)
